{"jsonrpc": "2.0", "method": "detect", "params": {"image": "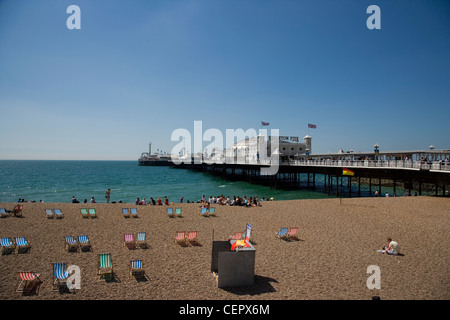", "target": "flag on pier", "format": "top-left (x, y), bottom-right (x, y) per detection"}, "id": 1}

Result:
top-left (308, 123), bottom-right (317, 129)
top-left (342, 168), bottom-right (354, 176)
top-left (261, 121), bottom-right (270, 126)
